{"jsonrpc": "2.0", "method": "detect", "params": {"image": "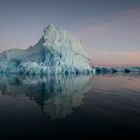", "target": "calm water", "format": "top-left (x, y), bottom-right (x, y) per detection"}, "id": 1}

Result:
top-left (0, 73), bottom-right (140, 139)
